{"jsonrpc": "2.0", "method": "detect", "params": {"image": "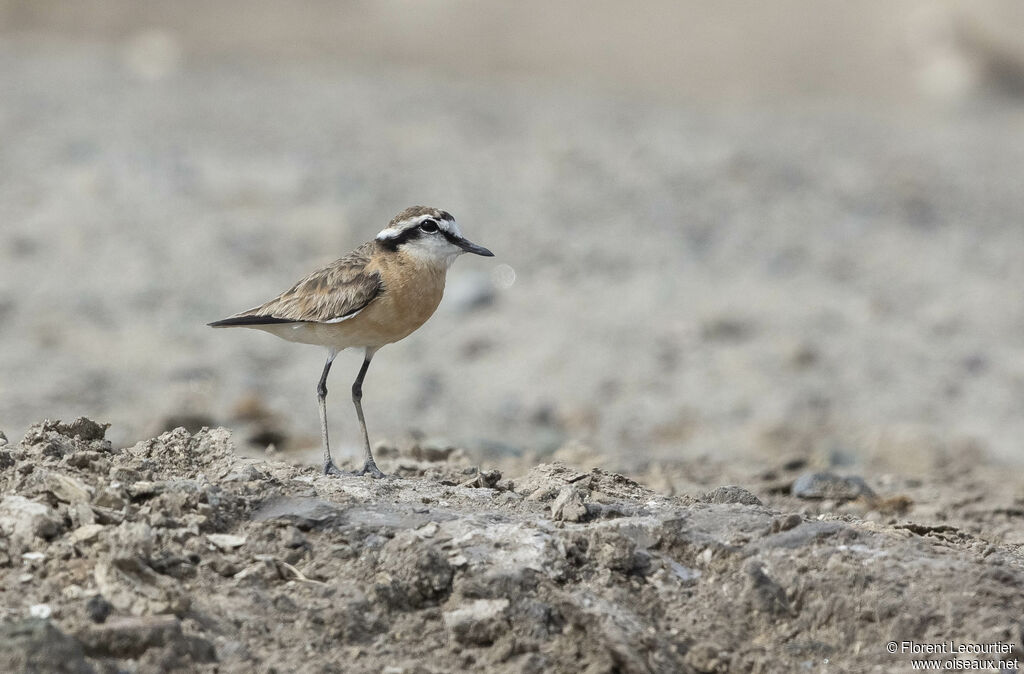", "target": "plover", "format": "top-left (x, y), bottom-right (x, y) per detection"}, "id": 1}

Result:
top-left (210, 206), bottom-right (494, 478)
